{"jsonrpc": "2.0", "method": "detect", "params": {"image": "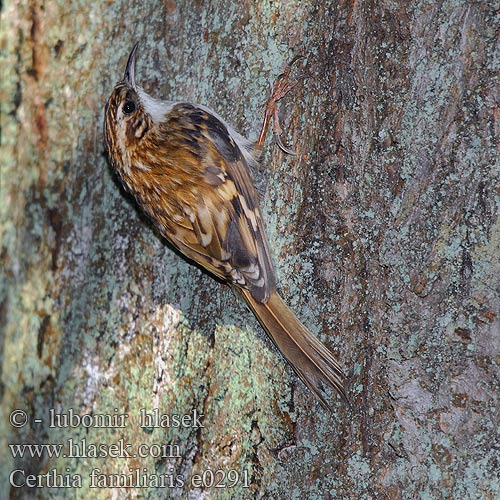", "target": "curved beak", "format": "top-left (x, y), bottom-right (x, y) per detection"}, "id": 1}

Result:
top-left (123, 43), bottom-right (139, 89)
